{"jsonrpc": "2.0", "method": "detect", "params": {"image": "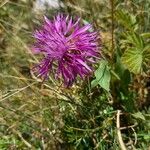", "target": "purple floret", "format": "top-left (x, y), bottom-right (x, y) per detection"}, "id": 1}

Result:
top-left (32, 14), bottom-right (100, 86)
